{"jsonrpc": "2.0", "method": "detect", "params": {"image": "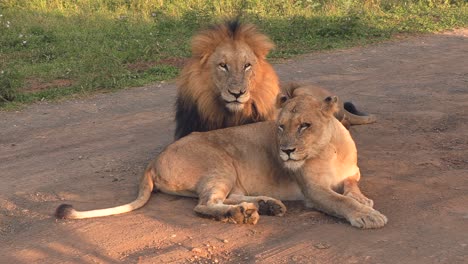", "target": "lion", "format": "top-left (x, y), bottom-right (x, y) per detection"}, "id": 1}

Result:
top-left (56, 92), bottom-right (387, 229)
top-left (281, 83), bottom-right (377, 129)
top-left (174, 20), bottom-right (280, 139)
